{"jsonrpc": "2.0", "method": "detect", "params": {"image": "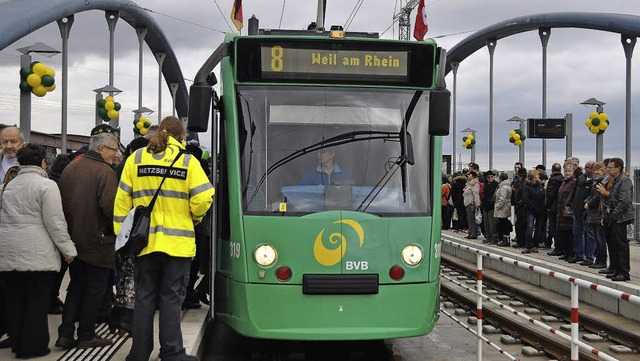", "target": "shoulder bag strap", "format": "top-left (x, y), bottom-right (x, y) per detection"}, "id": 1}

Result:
top-left (147, 149), bottom-right (185, 212)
